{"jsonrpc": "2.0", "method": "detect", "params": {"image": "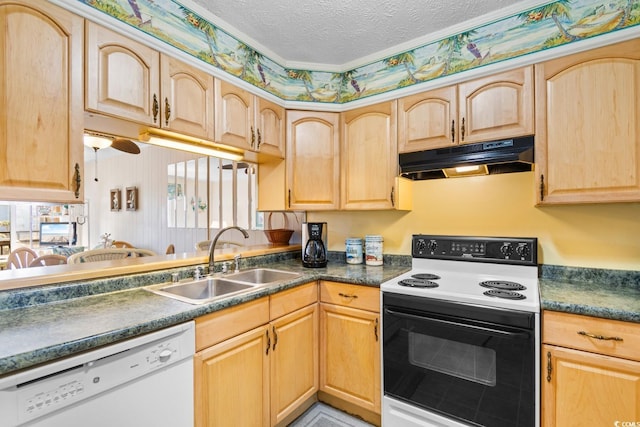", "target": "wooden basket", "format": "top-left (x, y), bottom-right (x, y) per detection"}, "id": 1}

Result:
top-left (264, 212), bottom-right (294, 245)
